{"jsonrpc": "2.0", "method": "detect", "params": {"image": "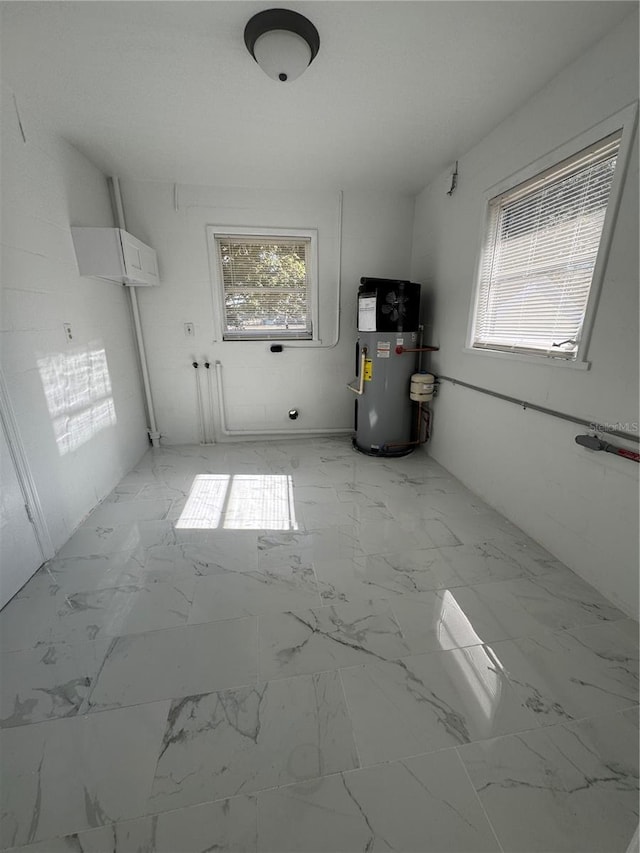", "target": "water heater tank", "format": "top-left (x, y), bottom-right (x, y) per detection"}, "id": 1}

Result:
top-left (354, 277), bottom-right (421, 456)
